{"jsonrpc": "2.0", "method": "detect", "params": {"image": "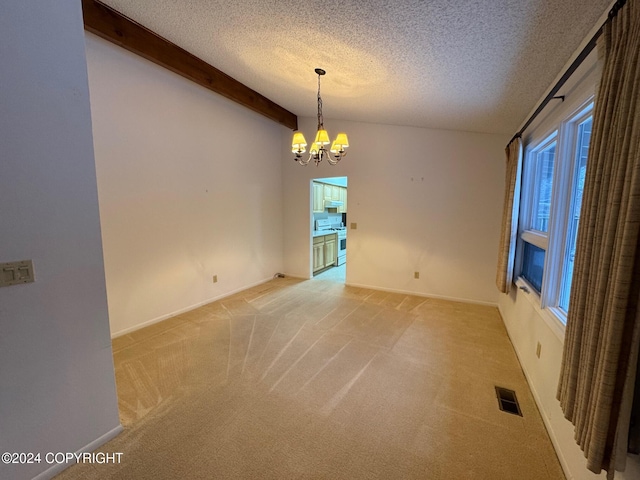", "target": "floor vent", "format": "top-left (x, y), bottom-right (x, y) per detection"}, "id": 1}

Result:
top-left (495, 386), bottom-right (522, 416)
